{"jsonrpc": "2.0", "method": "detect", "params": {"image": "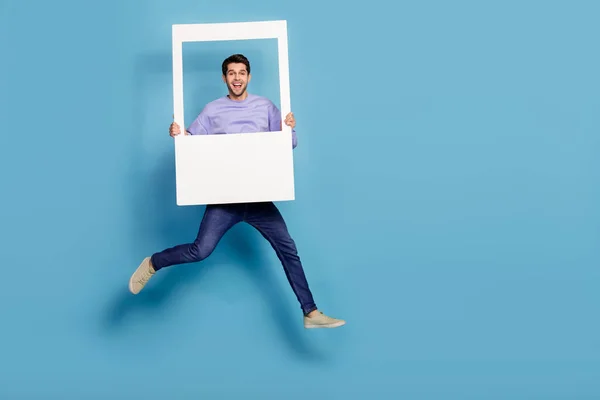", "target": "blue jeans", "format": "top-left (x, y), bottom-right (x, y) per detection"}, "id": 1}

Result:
top-left (150, 202), bottom-right (318, 315)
